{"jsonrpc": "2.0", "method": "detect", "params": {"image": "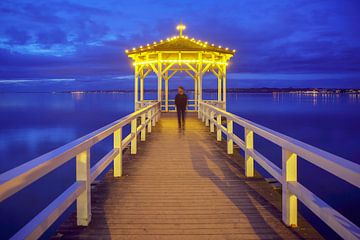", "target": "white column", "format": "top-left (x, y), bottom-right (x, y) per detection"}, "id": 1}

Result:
top-left (217, 73), bottom-right (222, 102)
top-left (131, 118), bottom-right (137, 154)
top-left (227, 119), bottom-right (233, 154)
top-left (222, 65), bottom-right (226, 110)
top-left (282, 149), bottom-right (298, 227)
top-left (245, 128), bottom-right (254, 177)
top-left (165, 76), bottom-right (169, 112)
top-left (194, 78), bottom-right (198, 111)
top-left (76, 149), bottom-right (91, 226)
top-left (157, 54), bottom-right (162, 109)
top-left (134, 66), bottom-right (138, 110)
top-left (113, 128), bottom-right (122, 177)
top-left (140, 74), bottom-right (144, 102)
